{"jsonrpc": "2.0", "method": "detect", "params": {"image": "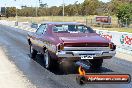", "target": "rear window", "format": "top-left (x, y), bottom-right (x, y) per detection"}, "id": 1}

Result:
top-left (52, 25), bottom-right (95, 33)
